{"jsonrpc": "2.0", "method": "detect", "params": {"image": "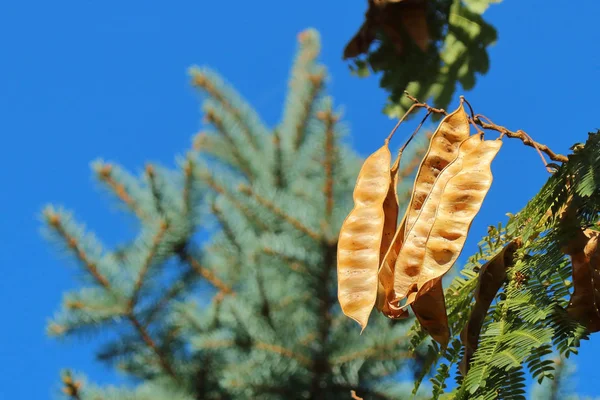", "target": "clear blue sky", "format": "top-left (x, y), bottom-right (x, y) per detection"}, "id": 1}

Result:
top-left (1, 1), bottom-right (599, 398)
